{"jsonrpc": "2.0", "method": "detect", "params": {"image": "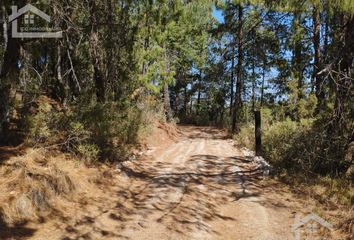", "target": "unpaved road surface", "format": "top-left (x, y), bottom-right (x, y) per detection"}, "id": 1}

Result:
top-left (31, 126), bottom-right (298, 240)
